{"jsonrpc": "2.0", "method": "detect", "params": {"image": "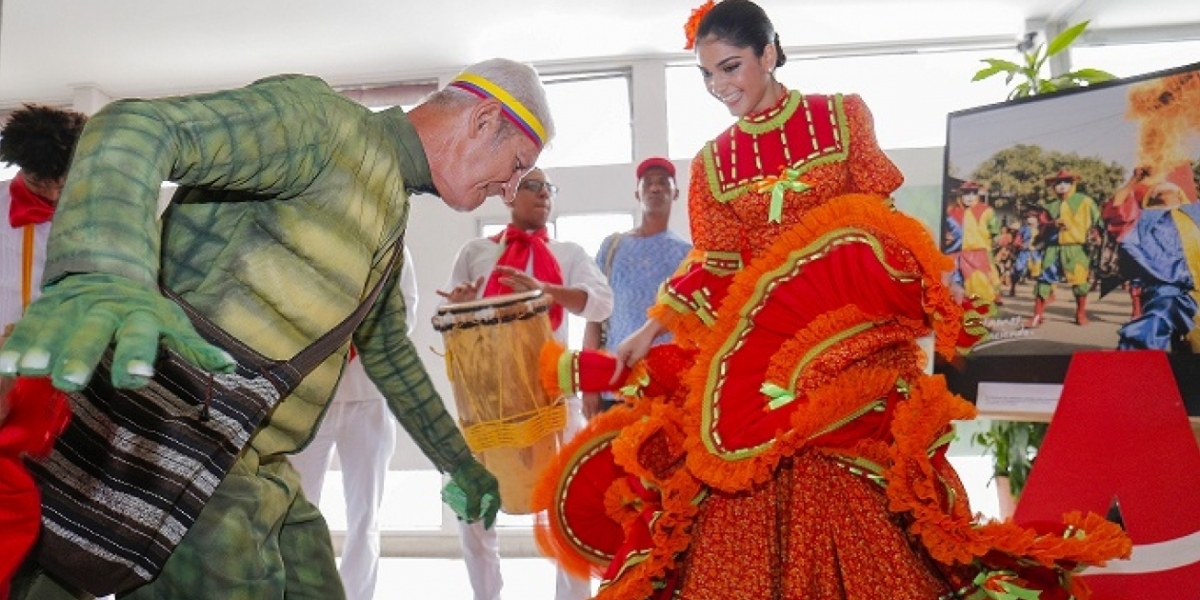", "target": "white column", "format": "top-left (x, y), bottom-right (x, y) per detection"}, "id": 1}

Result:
top-left (71, 84), bottom-right (113, 115)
